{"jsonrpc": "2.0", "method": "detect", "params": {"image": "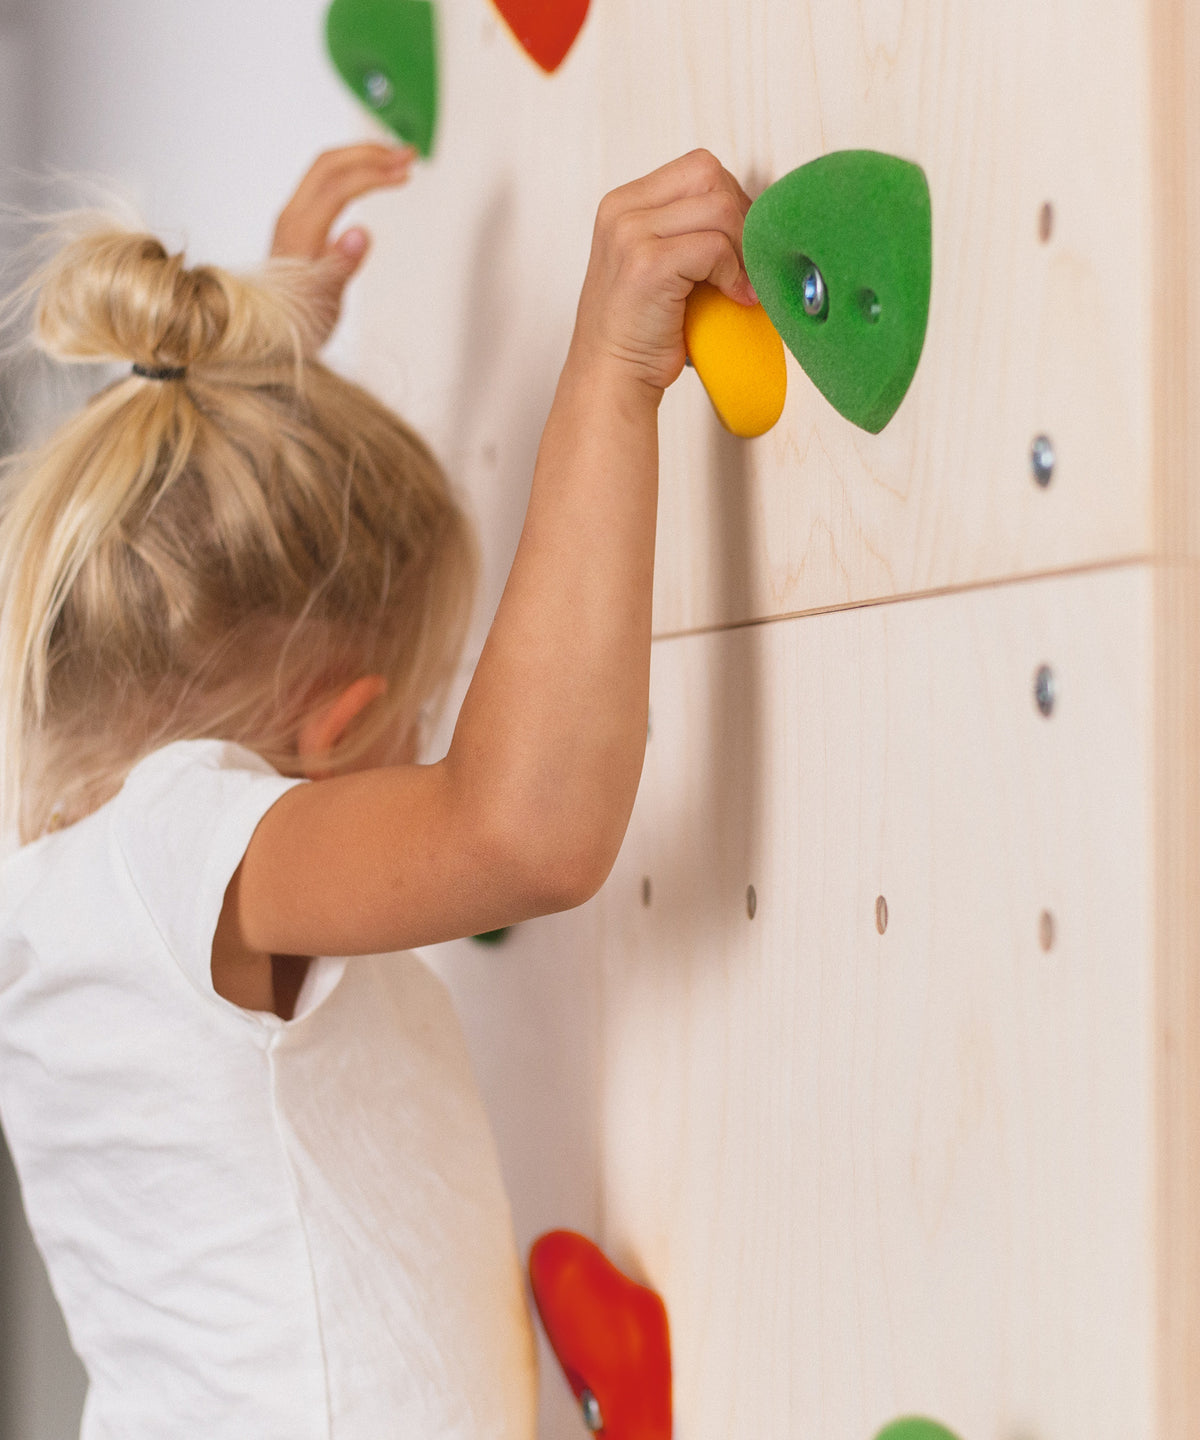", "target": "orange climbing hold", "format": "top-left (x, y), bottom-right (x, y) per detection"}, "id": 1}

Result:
top-left (684, 282), bottom-right (787, 438)
top-left (529, 1230), bottom-right (672, 1440)
top-left (490, 0), bottom-right (590, 73)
